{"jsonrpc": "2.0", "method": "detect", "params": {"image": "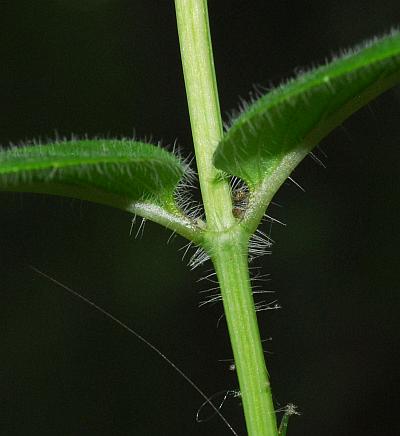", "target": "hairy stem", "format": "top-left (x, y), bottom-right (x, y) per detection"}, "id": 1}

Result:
top-left (174, 0), bottom-right (233, 231)
top-left (175, 1), bottom-right (278, 435)
top-left (209, 230), bottom-right (278, 436)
